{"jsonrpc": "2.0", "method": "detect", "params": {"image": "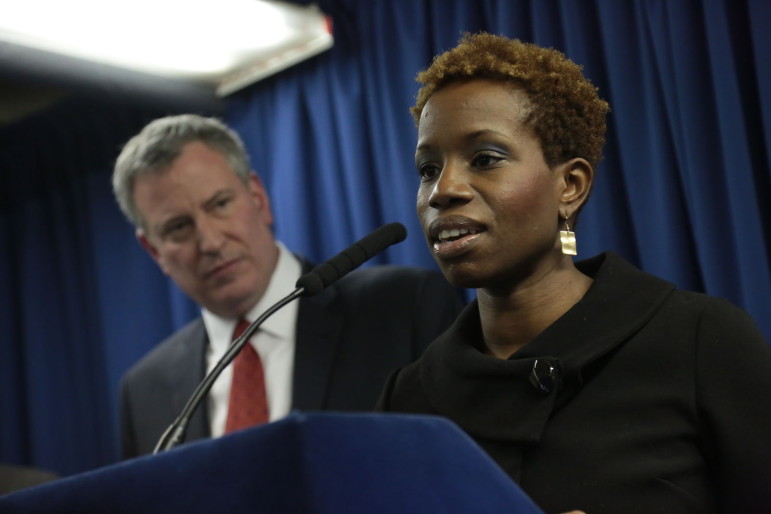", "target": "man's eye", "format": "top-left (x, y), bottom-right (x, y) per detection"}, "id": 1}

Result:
top-left (164, 220), bottom-right (192, 238)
